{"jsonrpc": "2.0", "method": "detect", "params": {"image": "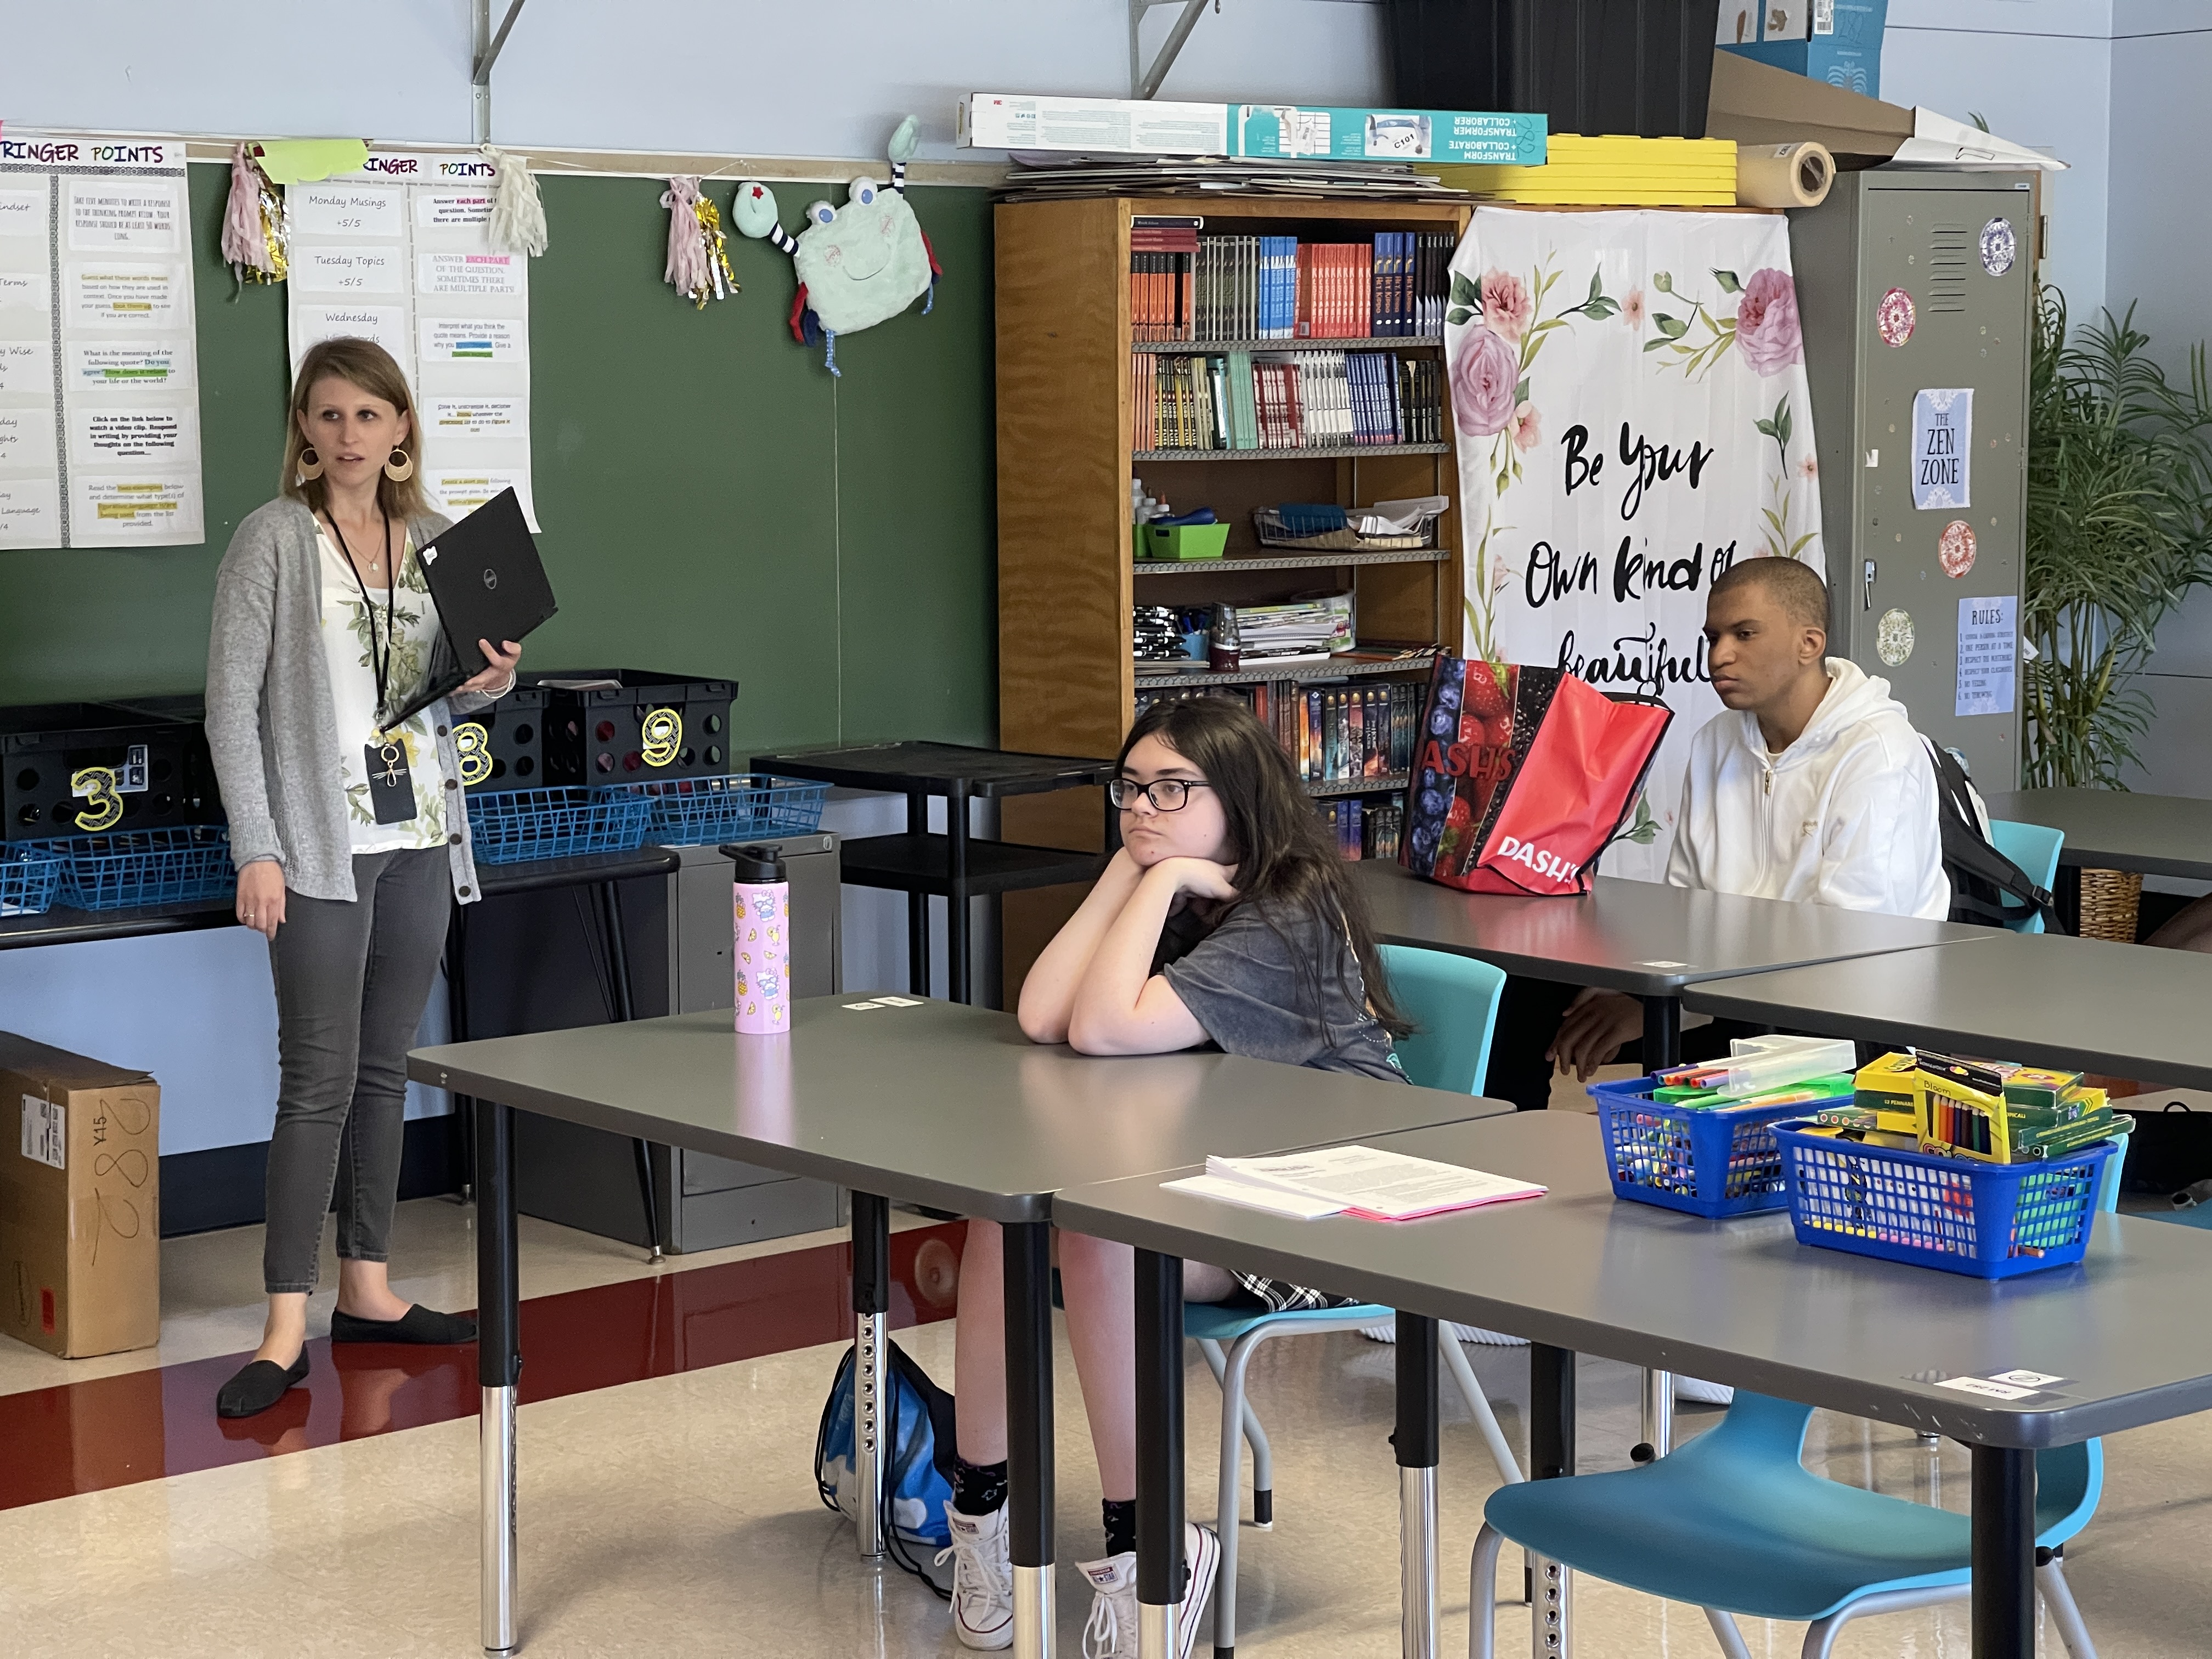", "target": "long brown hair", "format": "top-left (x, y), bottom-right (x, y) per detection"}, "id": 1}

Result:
top-left (280, 337), bottom-right (428, 520)
top-left (1119, 697), bottom-right (1410, 1037)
